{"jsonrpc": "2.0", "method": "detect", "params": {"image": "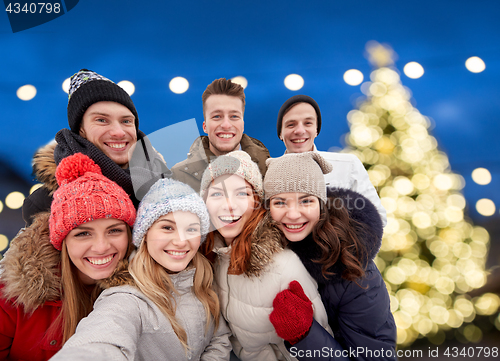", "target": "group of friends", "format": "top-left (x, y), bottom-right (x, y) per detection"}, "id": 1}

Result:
top-left (0, 69), bottom-right (397, 360)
